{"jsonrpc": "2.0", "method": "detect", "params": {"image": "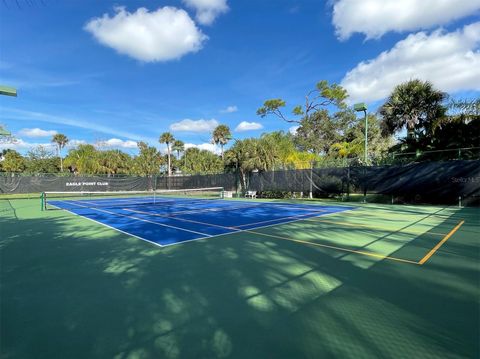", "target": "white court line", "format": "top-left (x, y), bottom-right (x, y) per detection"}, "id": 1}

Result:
top-left (165, 203), bottom-right (263, 216)
top-left (48, 202), bottom-right (163, 248)
top-left (160, 207), bottom-right (357, 247)
top-left (124, 208), bottom-right (240, 231)
top-left (66, 200), bottom-right (212, 237)
top-left (53, 199), bottom-right (356, 249)
top-left (165, 202), bottom-right (328, 217)
top-left (125, 206), bottom-right (326, 231)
